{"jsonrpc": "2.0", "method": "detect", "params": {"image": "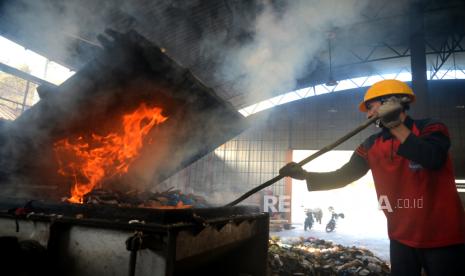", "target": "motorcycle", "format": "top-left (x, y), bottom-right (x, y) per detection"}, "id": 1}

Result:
top-left (325, 212), bottom-right (344, 233)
